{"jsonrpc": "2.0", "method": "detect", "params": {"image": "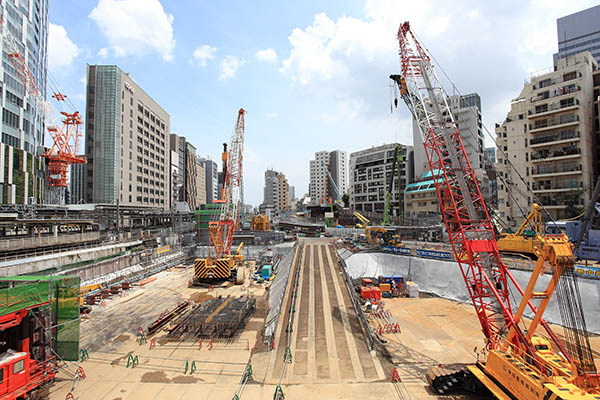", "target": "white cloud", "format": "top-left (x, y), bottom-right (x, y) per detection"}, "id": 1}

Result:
top-left (191, 44), bottom-right (217, 67)
top-left (97, 47), bottom-right (108, 59)
top-left (48, 23), bottom-right (80, 72)
top-left (265, 112), bottom-right (278, 119)
top-left (280, 0), bottom-right (599, 144)
top-left (89, 0), bottom-right (175, 62)
top-left (218, 55), bottom-right (247, 81)
top-left (256, 48), bottom-right (278, 63)
top-left (79, 76), bottom-right (86, 85)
